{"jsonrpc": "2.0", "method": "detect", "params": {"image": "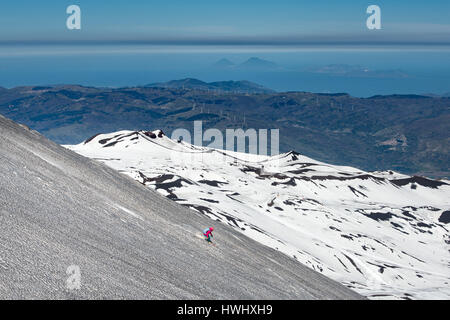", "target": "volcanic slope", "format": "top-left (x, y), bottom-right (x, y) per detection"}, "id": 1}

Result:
top-left (0, 115), bottom-right (362, 299)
